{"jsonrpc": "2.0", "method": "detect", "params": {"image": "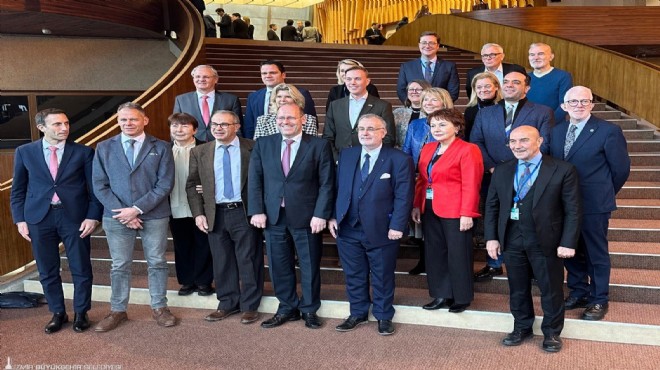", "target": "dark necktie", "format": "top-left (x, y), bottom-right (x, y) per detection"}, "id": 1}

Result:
top-left (221, 145), bottom-right (234, 199)
top-left (126, 139), bottom-right (136, 169)
top-left (518, 162), bottom-right (533, 199)
top-left (361, 153), bottom-right (371, 182)
top-left (564, 124), bottom-right (578, 158)
top-left (424, 61), bottom-right (433, 83)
